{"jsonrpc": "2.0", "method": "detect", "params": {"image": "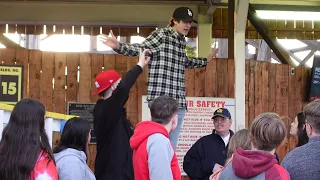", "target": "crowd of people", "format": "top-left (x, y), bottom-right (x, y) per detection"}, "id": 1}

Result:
top-left (0, 6), bottom-right (319, 180)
